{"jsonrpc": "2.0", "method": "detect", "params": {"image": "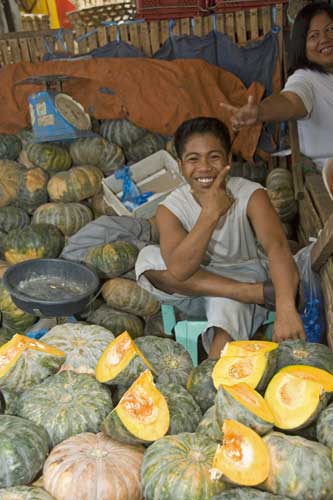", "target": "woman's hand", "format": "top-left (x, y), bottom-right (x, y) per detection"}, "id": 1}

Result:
top-left (272, 306), bottom-right (306, 342)
top-left (200, 166), bottom-right (234, 220)
top-left (220, 96), bottom-right (261, 131)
